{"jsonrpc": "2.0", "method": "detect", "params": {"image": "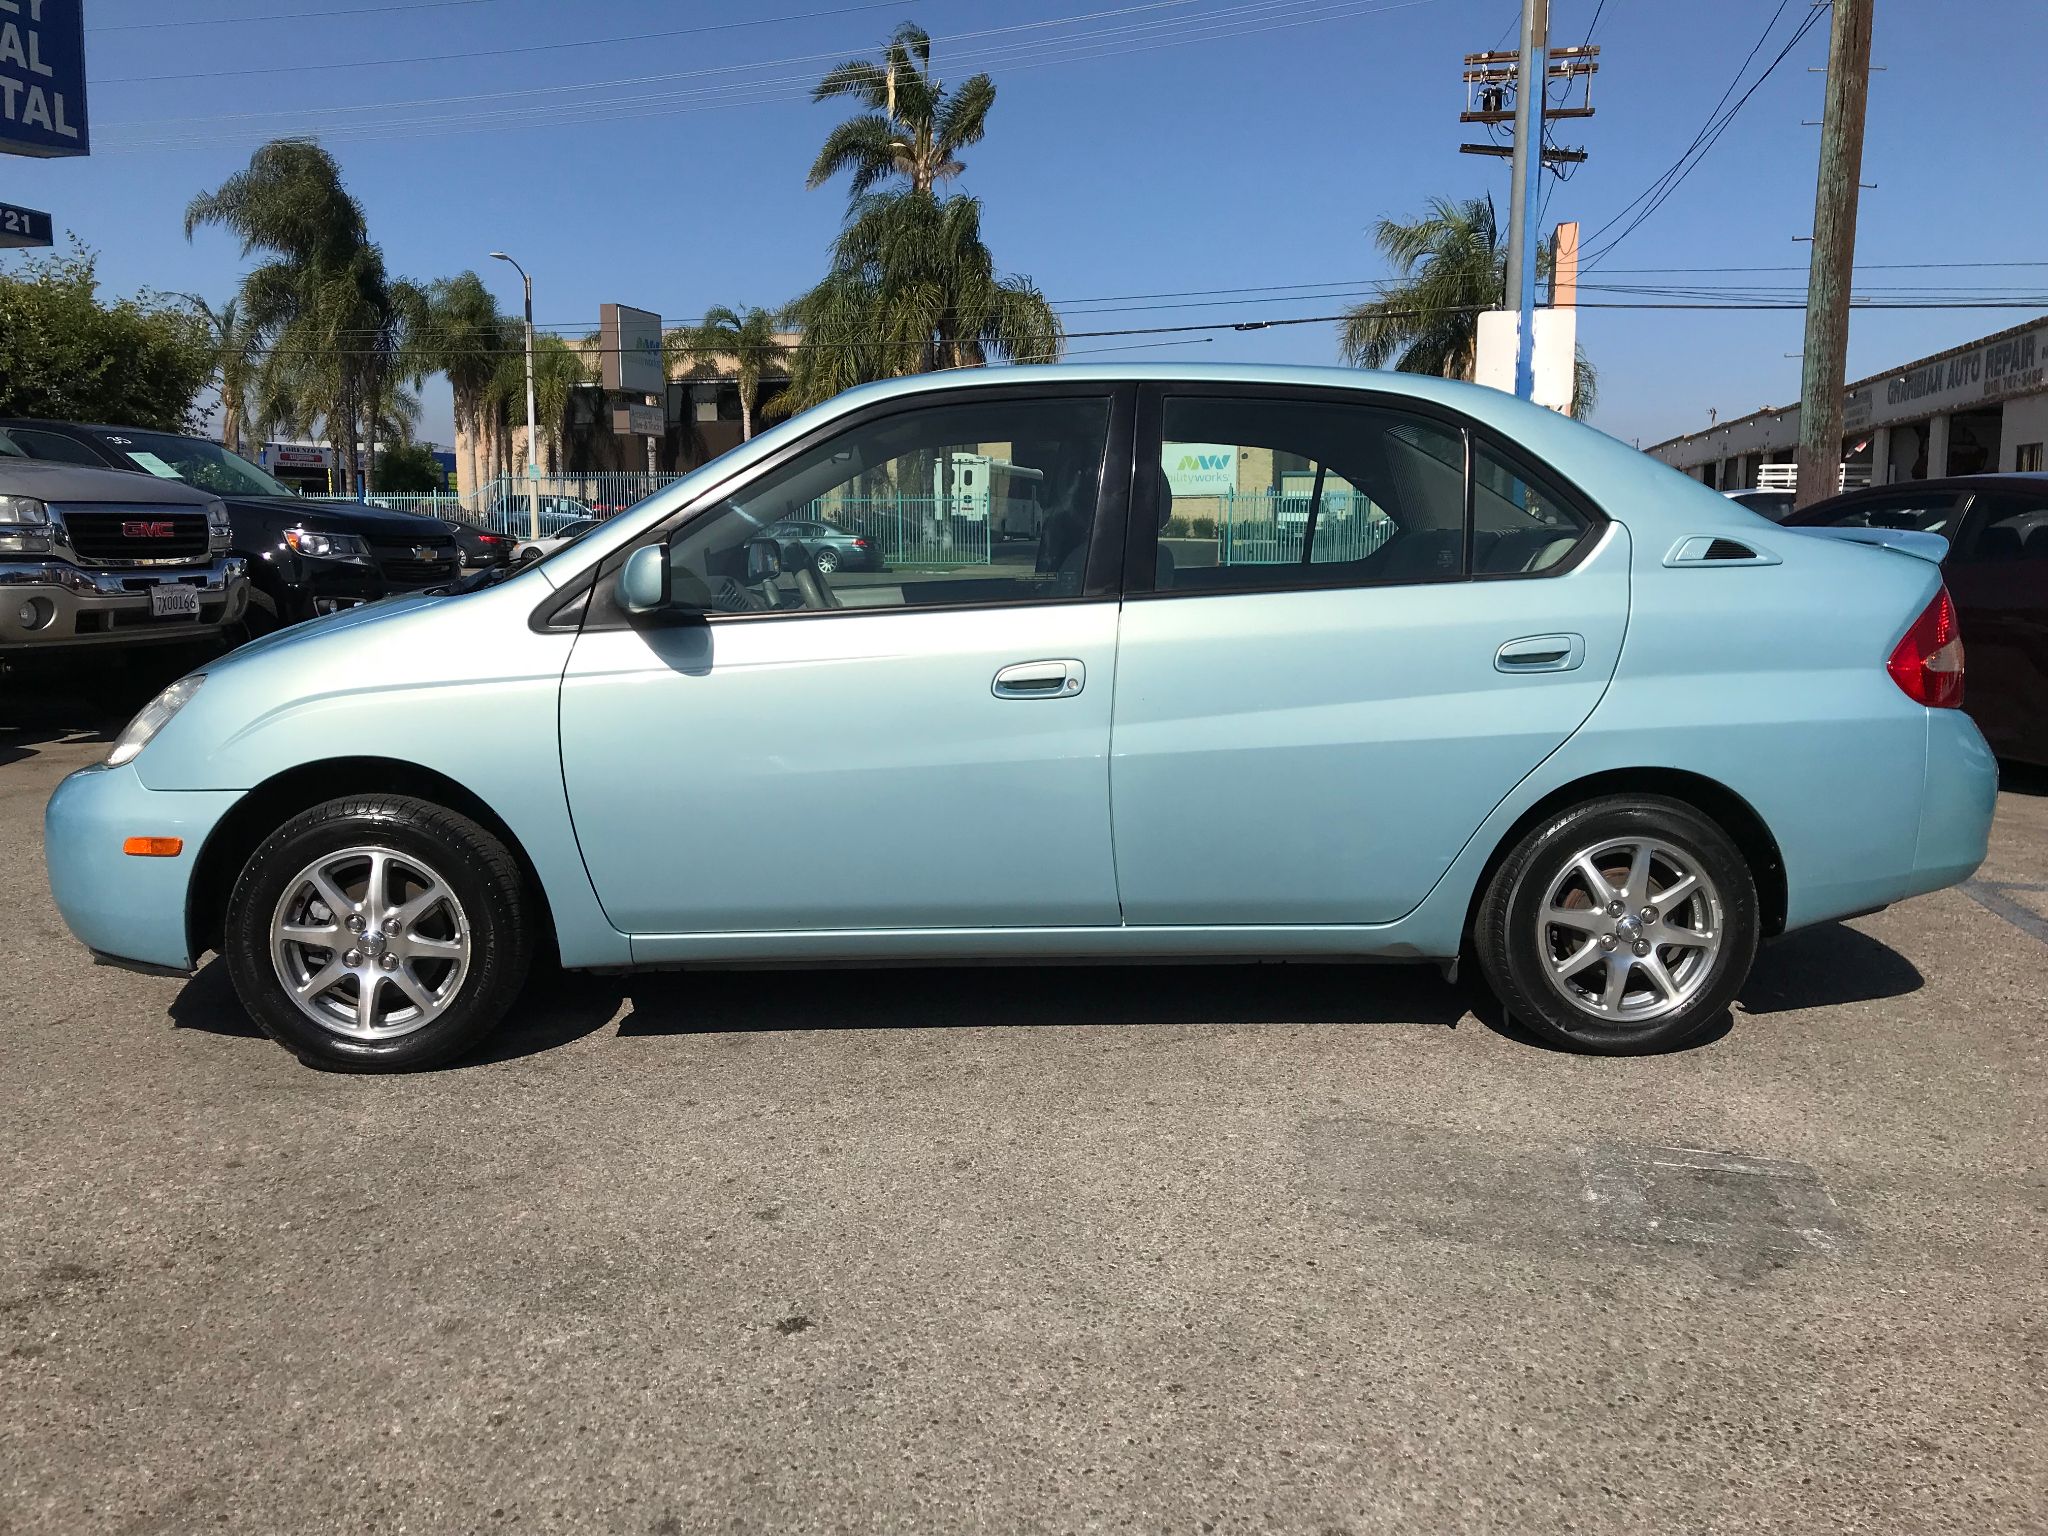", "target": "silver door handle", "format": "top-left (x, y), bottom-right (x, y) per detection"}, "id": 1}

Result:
top-left (993, 659), bottom-right (1085, 699)
top-left (1495, 634), bottom-right (1585, 673)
